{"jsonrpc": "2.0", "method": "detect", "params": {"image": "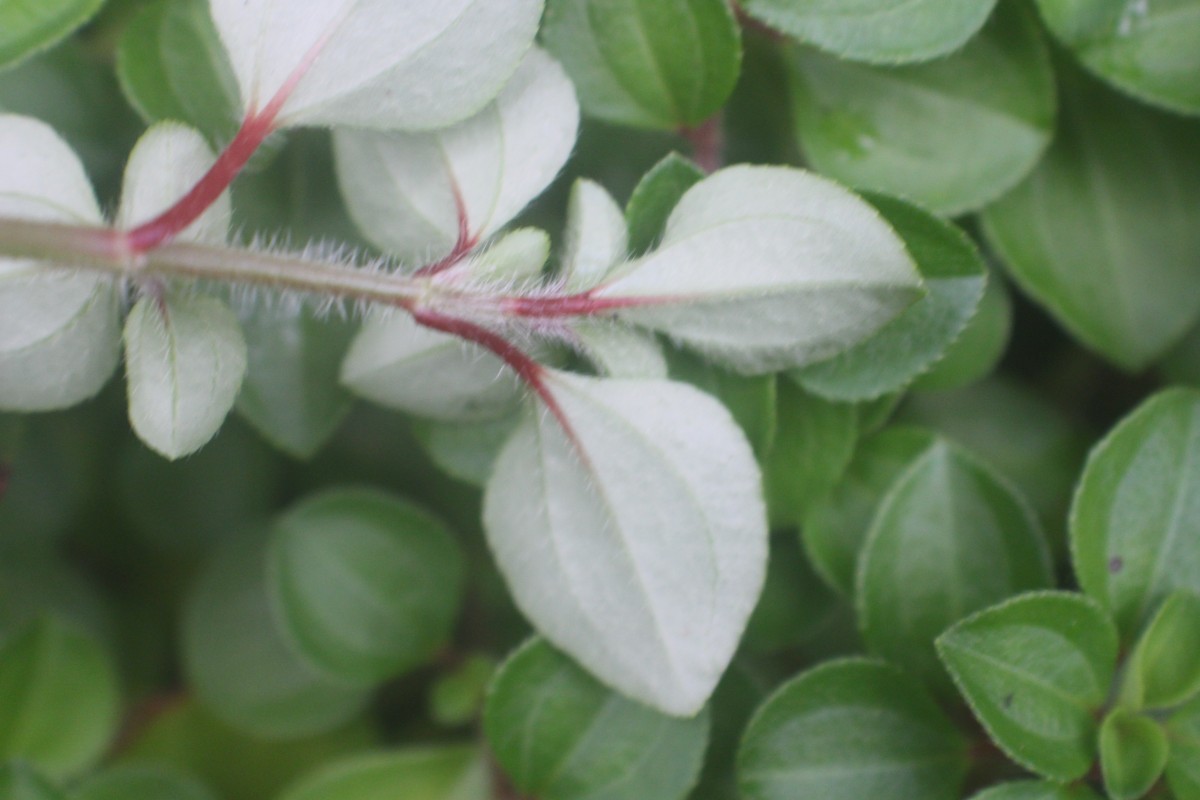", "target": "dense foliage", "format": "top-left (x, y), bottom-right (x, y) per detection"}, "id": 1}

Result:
top-left (0, 1), bottom-right (1198, 799)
